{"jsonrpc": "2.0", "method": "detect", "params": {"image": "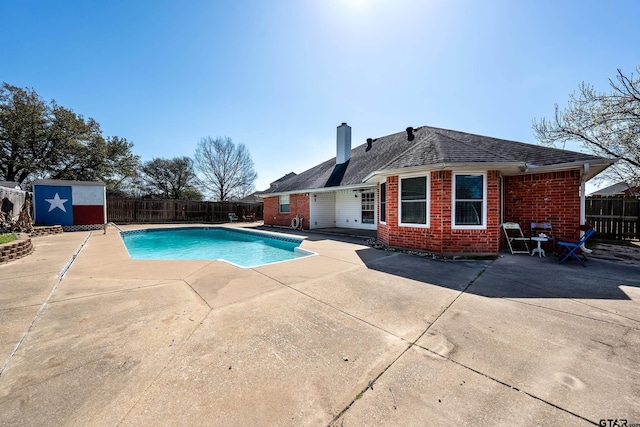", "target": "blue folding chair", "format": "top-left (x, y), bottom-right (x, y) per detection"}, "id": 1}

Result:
top-left (558, 227), bottom-right (596, 267)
